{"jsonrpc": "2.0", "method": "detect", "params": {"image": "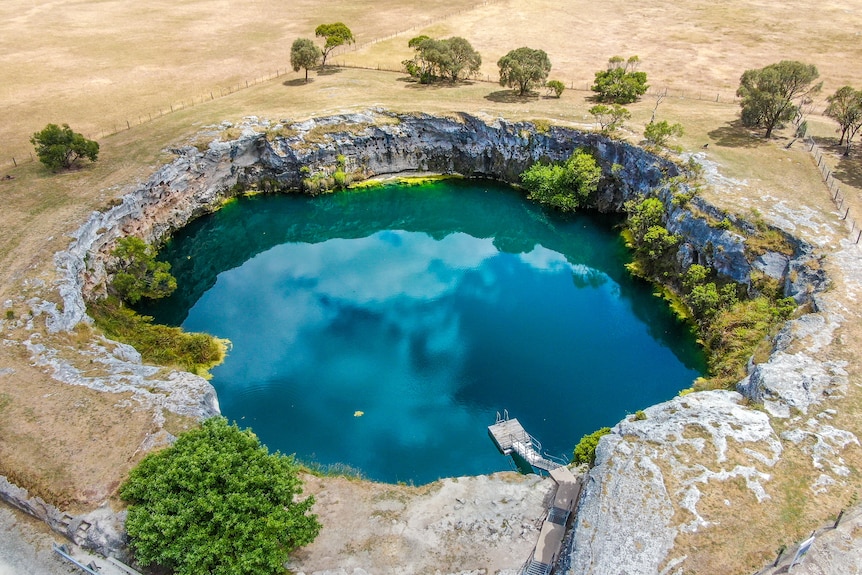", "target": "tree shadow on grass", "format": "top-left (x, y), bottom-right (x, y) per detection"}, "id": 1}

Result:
top-left (398, 78), bottom-right (477, 90)
top-left (707, 120), bottom-right (764, 148)
top-left (283, 78), bottom-right (313, 87)
top-left (484, 89), bottom-right (539, 104)
top-left (317, 67), bottom-right (343, 76)
top-left (832, 147), bottom-right (862, 190)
